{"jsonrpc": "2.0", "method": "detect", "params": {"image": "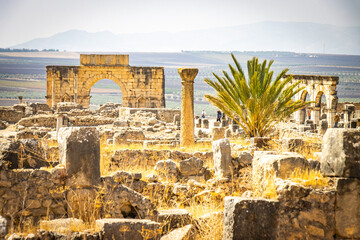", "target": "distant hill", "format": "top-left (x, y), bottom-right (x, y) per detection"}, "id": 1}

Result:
top-left (11, 22), bottom-right (360, 54)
